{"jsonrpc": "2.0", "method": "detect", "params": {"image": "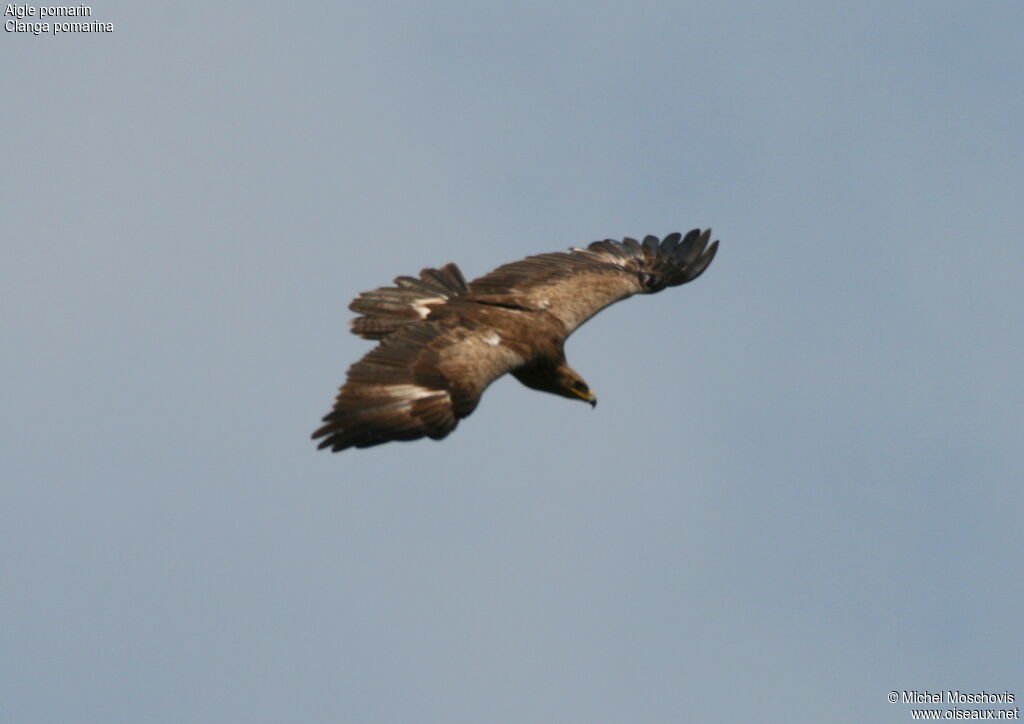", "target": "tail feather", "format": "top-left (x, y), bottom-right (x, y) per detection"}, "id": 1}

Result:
top-left (348, 262), bottom-right (468, 340)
